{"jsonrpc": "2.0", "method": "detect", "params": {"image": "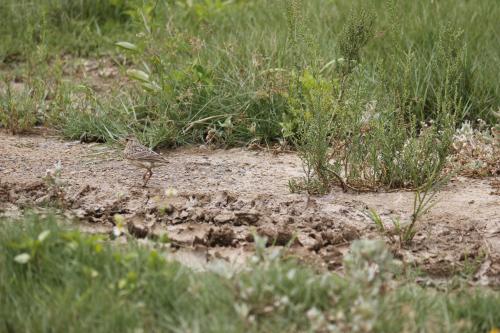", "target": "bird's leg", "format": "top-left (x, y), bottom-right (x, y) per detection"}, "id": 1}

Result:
top-left (142, 169), bottom-right (153, 187)
top-left (142, 169), bottom-right (149, 187)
